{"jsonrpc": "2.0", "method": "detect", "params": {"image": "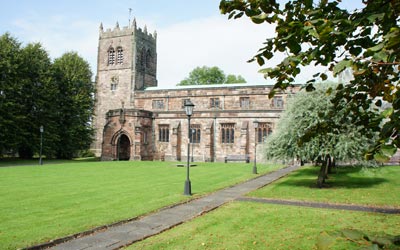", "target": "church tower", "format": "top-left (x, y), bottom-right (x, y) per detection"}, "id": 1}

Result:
top-left (92, 20), bottom-right (157, 156)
